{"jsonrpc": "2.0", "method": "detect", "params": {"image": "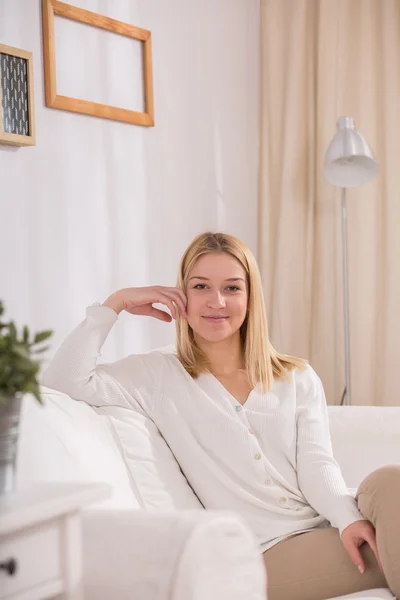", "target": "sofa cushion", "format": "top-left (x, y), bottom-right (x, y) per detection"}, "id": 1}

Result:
top-left (326, 588), bottom-right (394, 599)
top-left (96, 405), bottom-right (204, 510)
top-left (17, 389), bottom-right (138, 509)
